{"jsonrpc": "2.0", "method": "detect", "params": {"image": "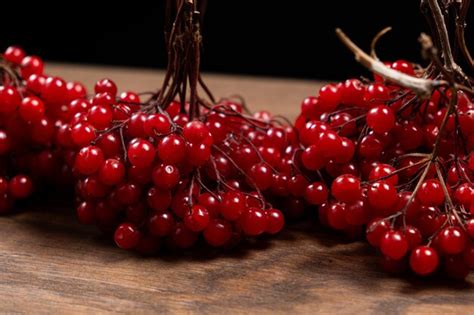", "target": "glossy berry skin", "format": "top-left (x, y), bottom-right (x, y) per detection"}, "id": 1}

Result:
top-left (183, 120), bottom-right (210, 144)
top-left (71, 122), bottom-right (96, 147)
top-left (331, 174), bottom-right (361, 204)
top-left (74, 146), bottom-right (105, 175)
top-left (152, 163), bottom-right (180, 189)
top-left (20, 56), bottom-right (44, 79)
top-left (265, 208), bottom-right (285, 234)
top-left (204, 219), bottom-right (232, 247)
top-left (369, 164), bottom-right (398, 186)
top-left (4, 46), bottom-right (25, 65)
top-left (249, 163), bottom-right (273, 190)
top-left (88, 105), bottom-right (113, 130)
top-left (409, 246), bottom-right (439, 276)
top-left (127, 139), bottom-right (155, 168)
top-left (94, 78), bottom-right (117, 96)
top-left (98, 159), bottom-right (125, 185)
top-left (114, 223), bottom-right (141, 249)
top-left (417, 179), bottom-right (445, 206)
top-left (438, 226), bottom-right (467, 255)
top-left (76, 201), bottom-right (96, 225)
top-left (220, 191), bottom-right (246, 221)
top-left (318, 84), bottom-right (341, 112)
top-left (43, 76), bottom-right (67, 105)
top-left (8, 175), bottom-right (33, 199)
top-left (148, 212), bottom-right (175, 237)
top-left (184, 205), bottom-right (210, 232)
top-left (144, 114), bottom-right (171, 136)
top-left (157, 135), bottom-right (186, 164)
top-left (240, 207), bottom-right (267, 236)
top-left (305, 182), bottom-right (328, 205)
top-left (20, 96), bottom-right (45, 122)
top-left (0, 86), bottom-right (21, 114)
top-left (380, 230), bottom-right (408, 260)
top-left (367, 181), bottom-right (398, 213)
top-left (366, 105), bottom-right (395, 134)
top-left (366, 219), bottom-right (391, 247)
